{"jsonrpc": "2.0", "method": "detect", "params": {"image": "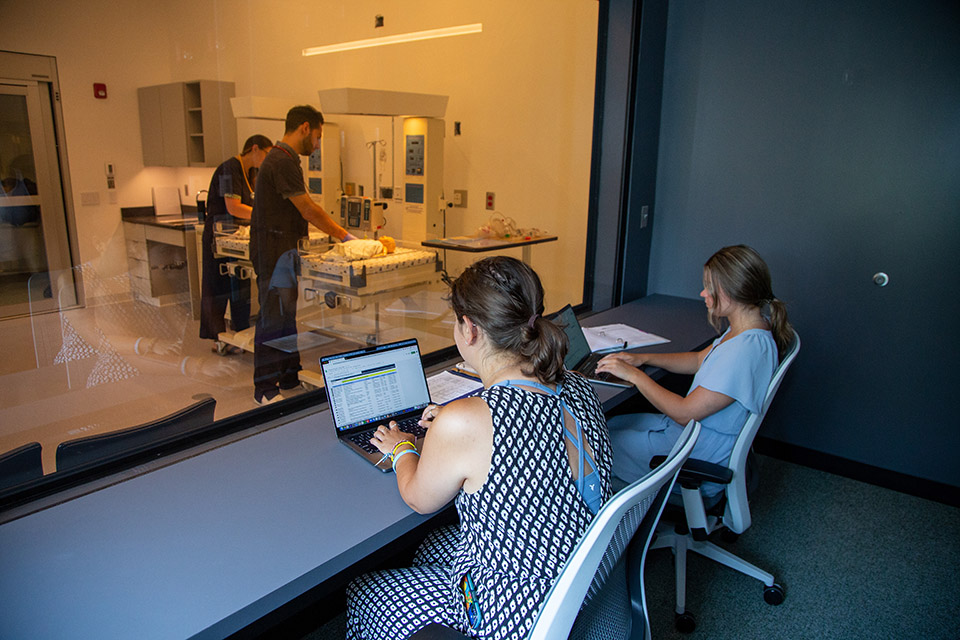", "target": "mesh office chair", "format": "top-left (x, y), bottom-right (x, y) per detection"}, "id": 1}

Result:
top-left (56, 396), bottom-right (216, 472)
top-left (650, 332), bottom-right (800, 632)
top-left (412, 419), bottom-right (701, 640)
top-left (0, 442), bottom-right (44, 491)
